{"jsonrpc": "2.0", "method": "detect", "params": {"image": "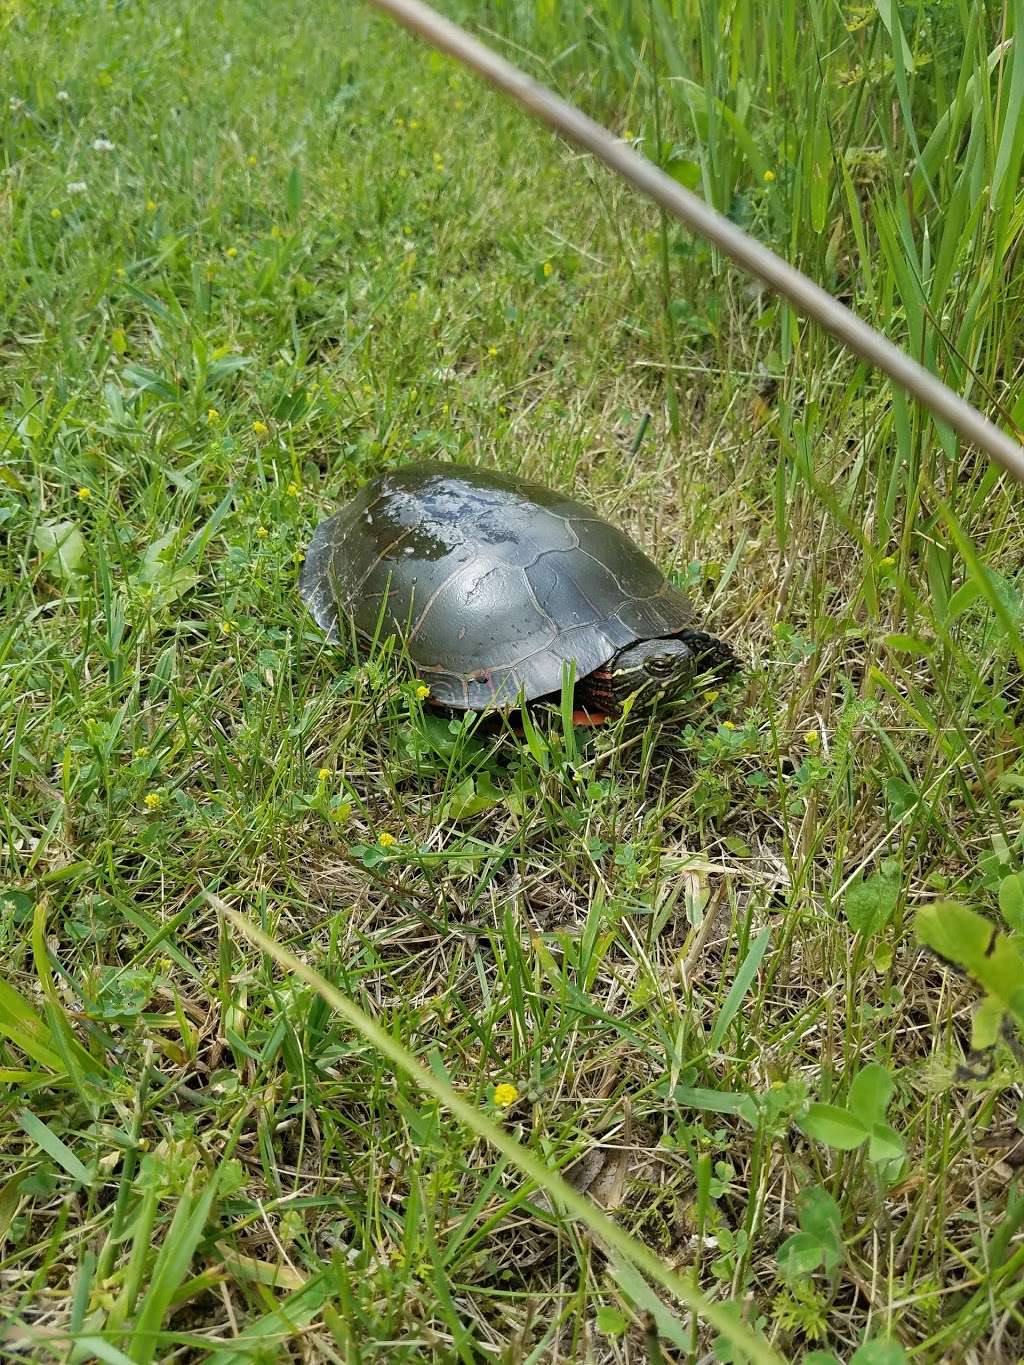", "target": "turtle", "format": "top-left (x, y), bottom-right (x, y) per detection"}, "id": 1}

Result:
top-left (300, 461), bottom-right (737, 719)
